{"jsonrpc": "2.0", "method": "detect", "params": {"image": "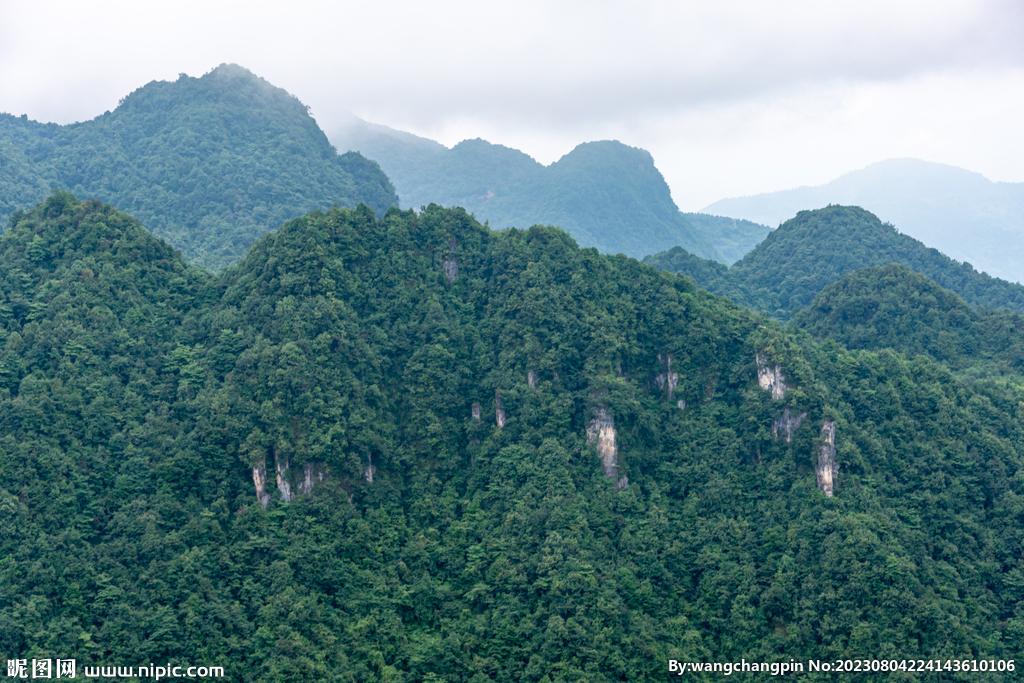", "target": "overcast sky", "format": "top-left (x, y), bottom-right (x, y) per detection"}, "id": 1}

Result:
top-left (1, 0), bottom-right (1022, 210)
